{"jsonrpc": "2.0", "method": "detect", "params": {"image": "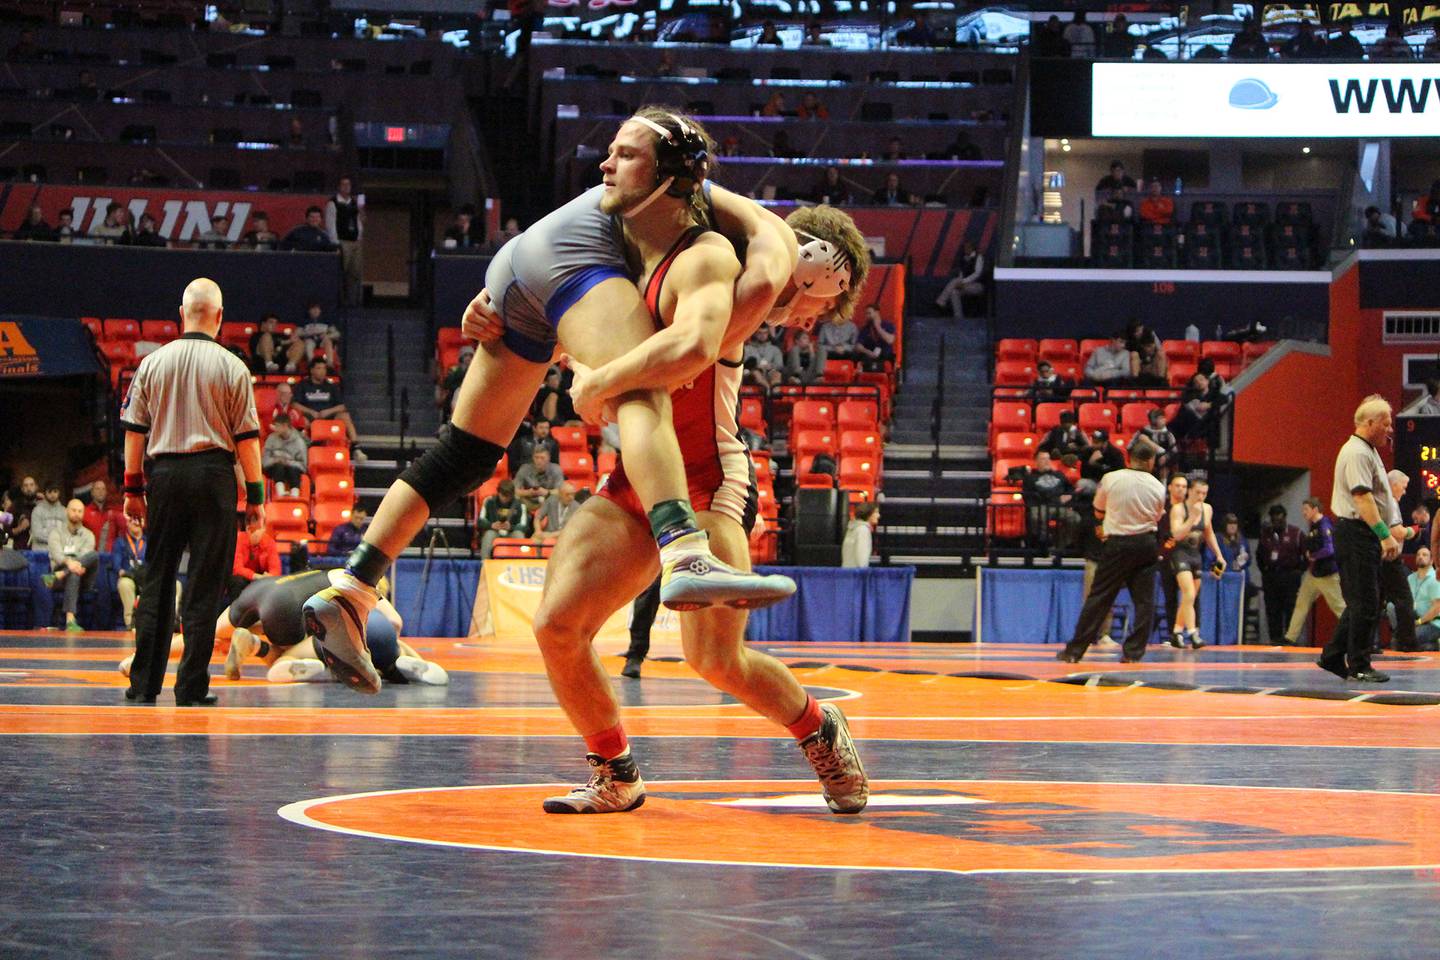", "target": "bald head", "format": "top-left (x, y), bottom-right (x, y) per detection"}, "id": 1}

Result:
top-left (180, 277), bottom-right (224, 333)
